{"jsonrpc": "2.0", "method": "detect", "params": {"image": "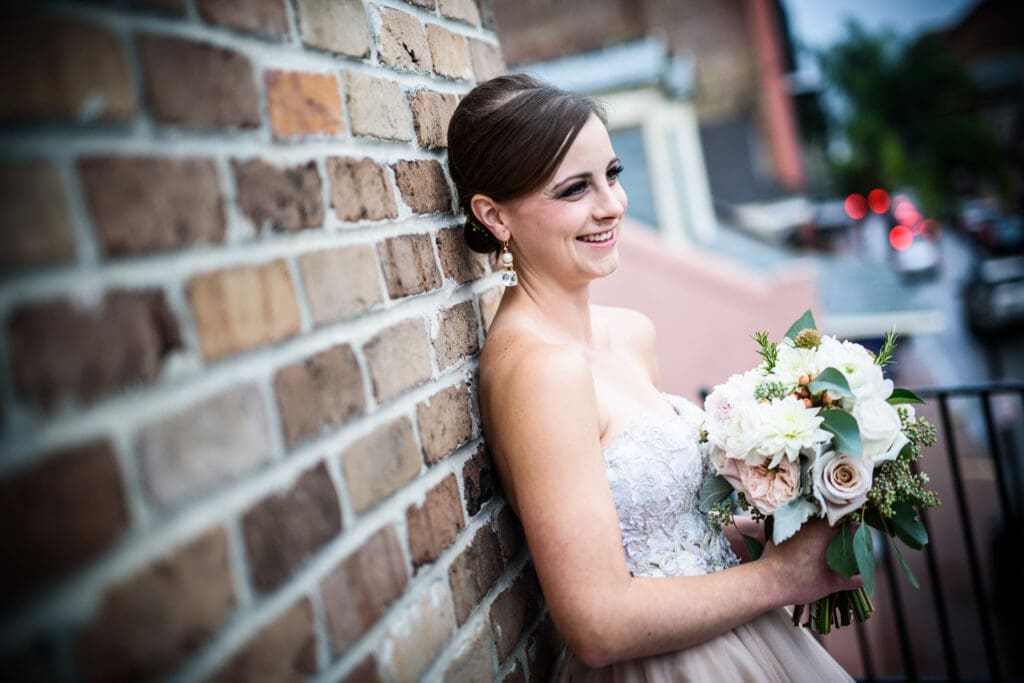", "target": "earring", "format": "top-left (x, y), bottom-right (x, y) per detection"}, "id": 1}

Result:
top-left (500, 240), bottom-right (518, 287)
